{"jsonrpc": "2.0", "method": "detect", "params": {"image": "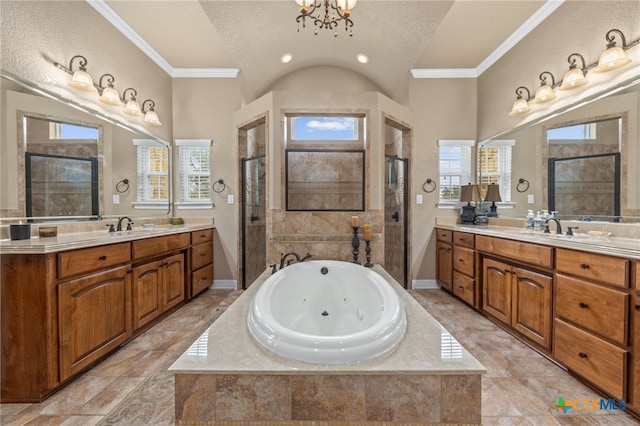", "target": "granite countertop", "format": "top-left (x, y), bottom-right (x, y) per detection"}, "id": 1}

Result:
top-left (436, 223), bottom-right (640, 260)
top-left (0, 223), bottom-right (214, 254)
